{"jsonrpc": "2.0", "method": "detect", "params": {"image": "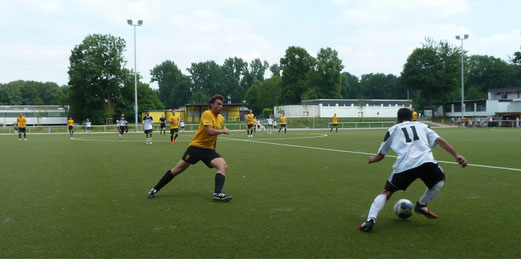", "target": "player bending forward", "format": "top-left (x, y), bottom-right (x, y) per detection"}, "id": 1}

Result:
top-left (359, 108), bottom-right (467, 232)
top-left (147, 94), bottom-right (232, 202)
